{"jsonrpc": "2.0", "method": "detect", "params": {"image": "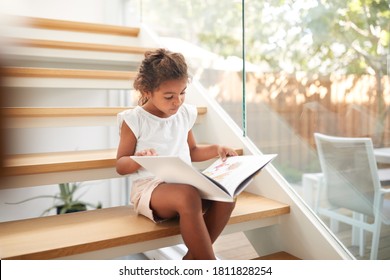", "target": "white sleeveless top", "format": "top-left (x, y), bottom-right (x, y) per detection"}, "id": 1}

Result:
top-left (117, 103), bottom-right (198, 180)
